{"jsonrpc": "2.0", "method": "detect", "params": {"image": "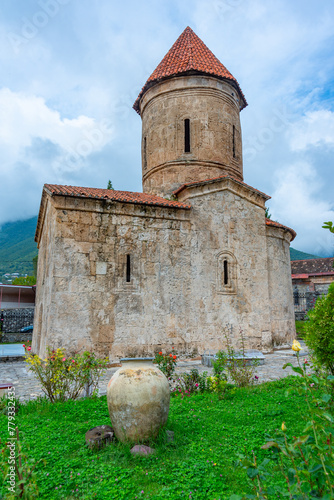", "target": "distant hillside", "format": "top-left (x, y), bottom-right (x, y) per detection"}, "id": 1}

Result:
top-left (290, 248), bottom-right (320, 261)
top-left (0, 216), bottom-right (38, 276)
